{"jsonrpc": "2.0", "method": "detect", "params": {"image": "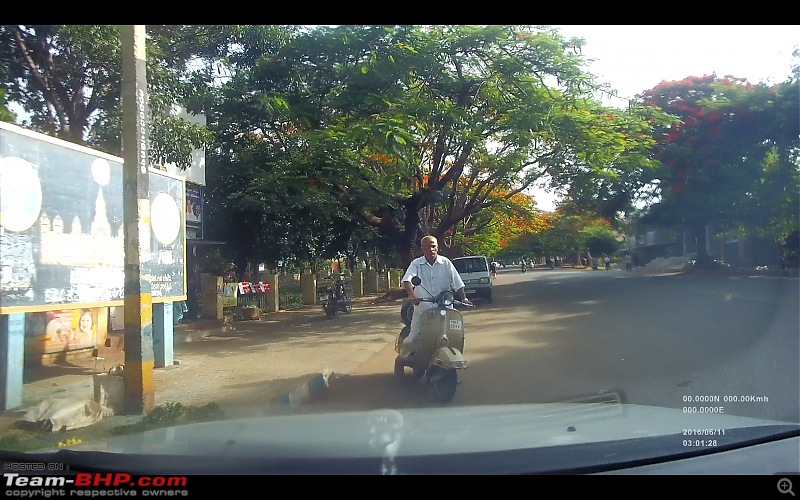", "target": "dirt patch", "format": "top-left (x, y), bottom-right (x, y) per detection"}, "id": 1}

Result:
top-left (371, 288), bottom-right (407, 304)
